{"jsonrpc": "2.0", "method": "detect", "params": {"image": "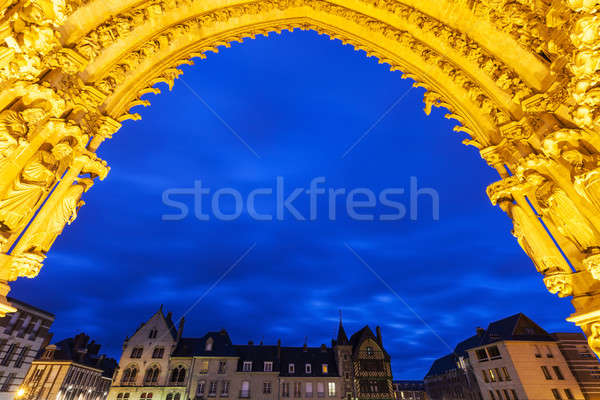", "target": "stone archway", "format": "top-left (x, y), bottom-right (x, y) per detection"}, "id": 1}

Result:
top-left (1, 0), bottom-right (600, 352)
